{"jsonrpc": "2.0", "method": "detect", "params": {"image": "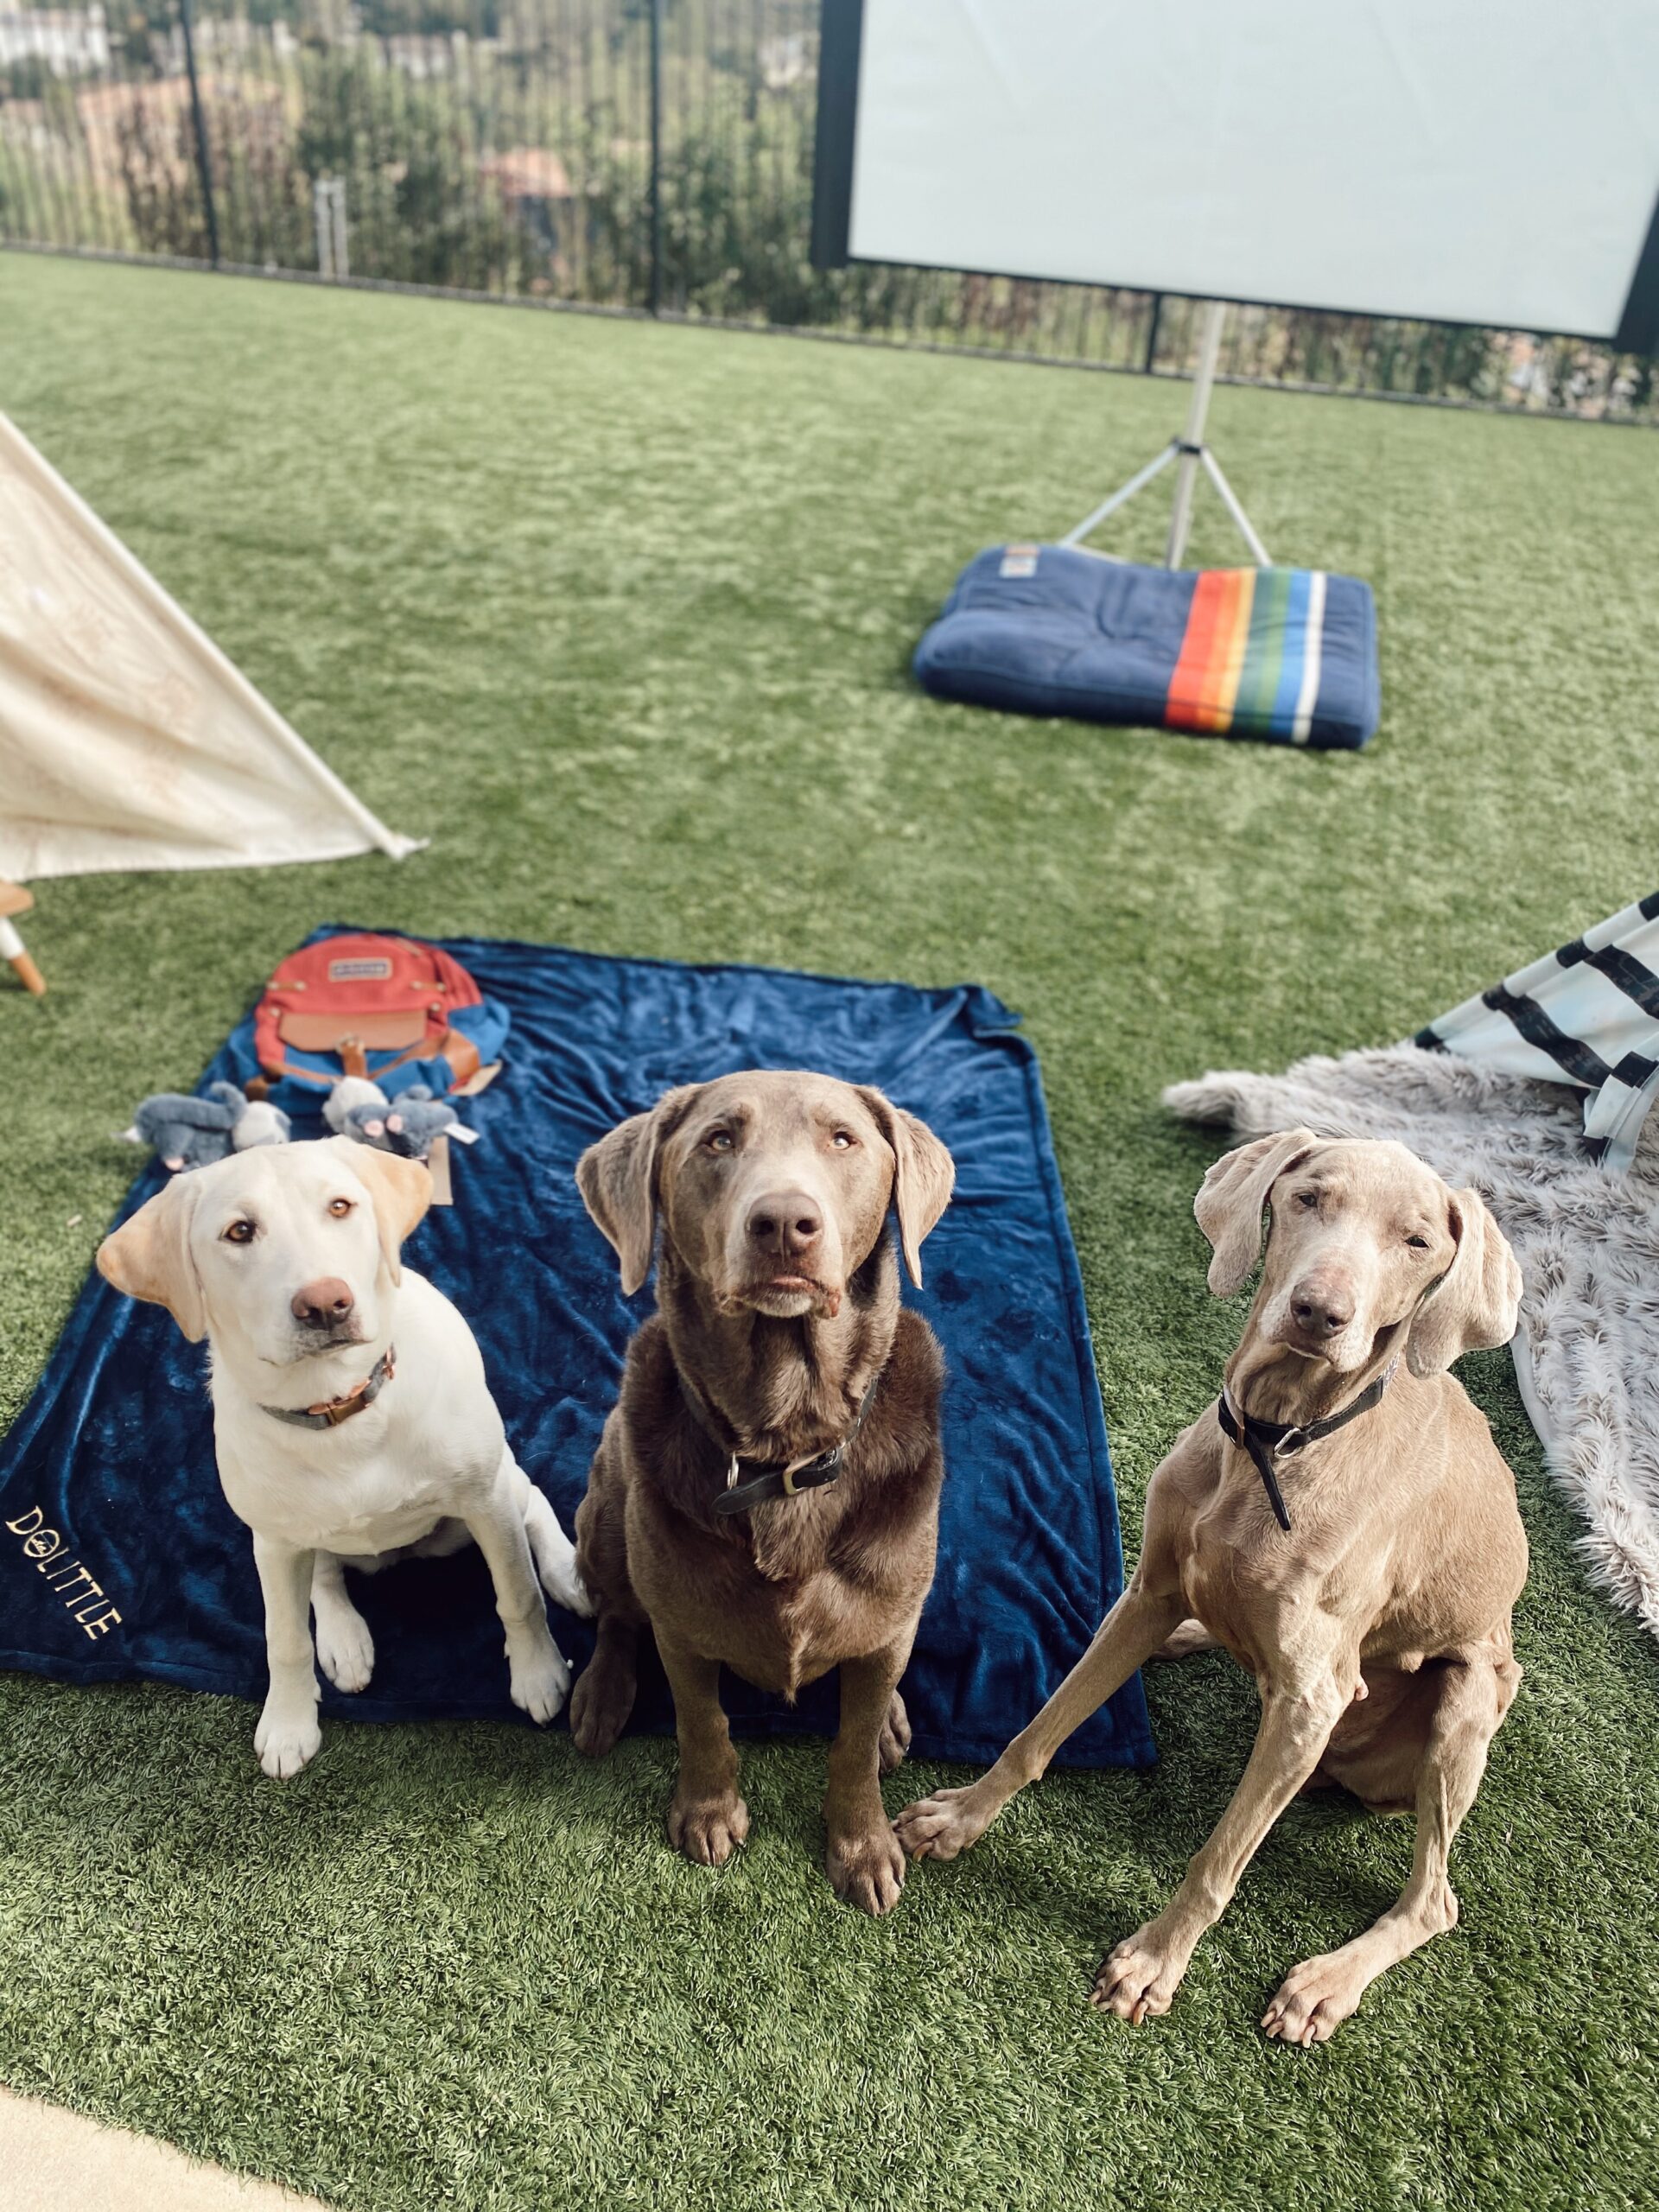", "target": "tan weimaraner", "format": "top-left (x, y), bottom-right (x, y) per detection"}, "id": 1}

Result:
top-left (897, 1130), bottom-right (1526, 2043)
